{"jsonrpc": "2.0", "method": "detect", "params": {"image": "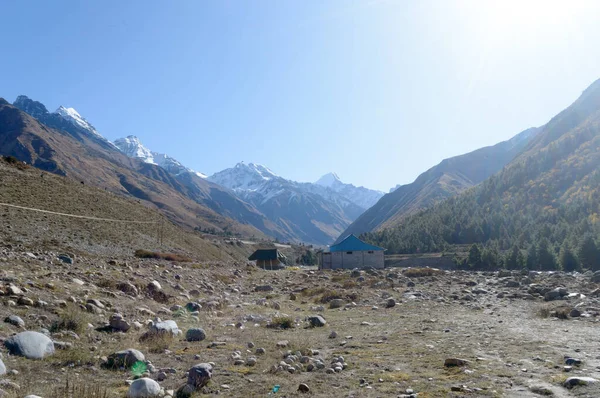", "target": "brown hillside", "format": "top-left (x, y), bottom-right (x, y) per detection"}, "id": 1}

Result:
top-left (0, 99), bottom-right (266, 239)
